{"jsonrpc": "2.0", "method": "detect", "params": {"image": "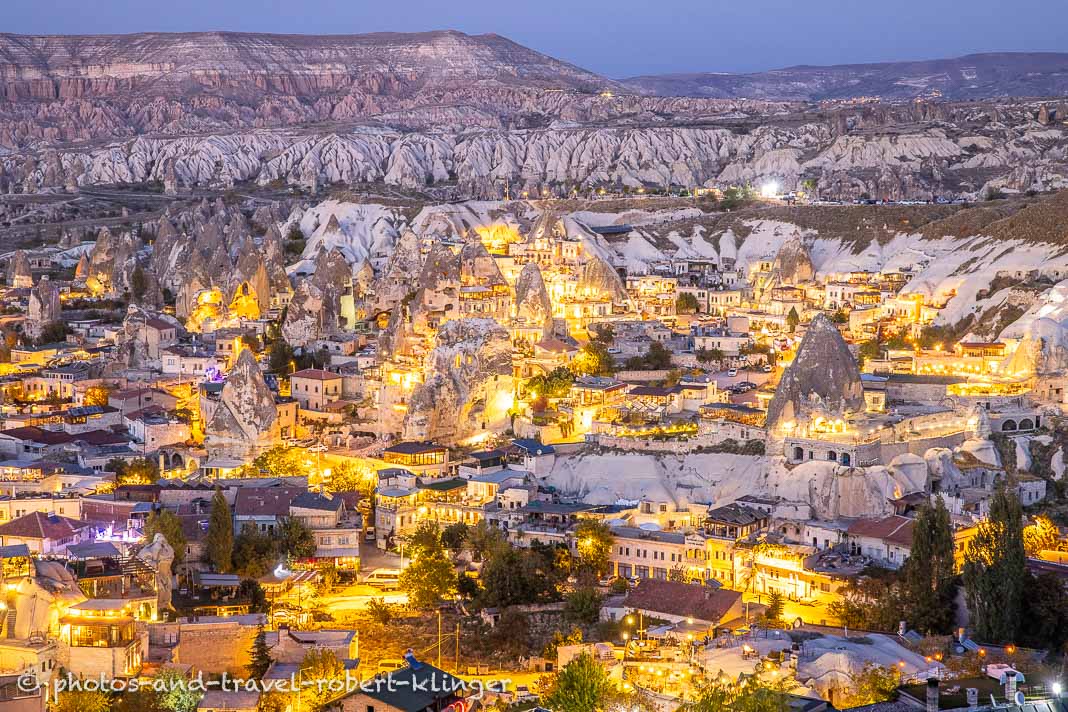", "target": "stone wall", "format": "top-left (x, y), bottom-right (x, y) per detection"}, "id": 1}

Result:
top-left (149, 618), bottom-right (261, 675)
